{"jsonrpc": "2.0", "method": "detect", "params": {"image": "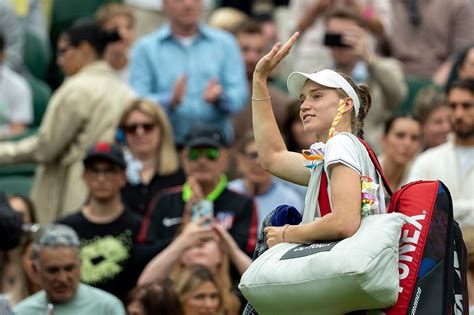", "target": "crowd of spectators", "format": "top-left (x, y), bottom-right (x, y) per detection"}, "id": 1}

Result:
top-left (0, 0), bottom-right (474, 314)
